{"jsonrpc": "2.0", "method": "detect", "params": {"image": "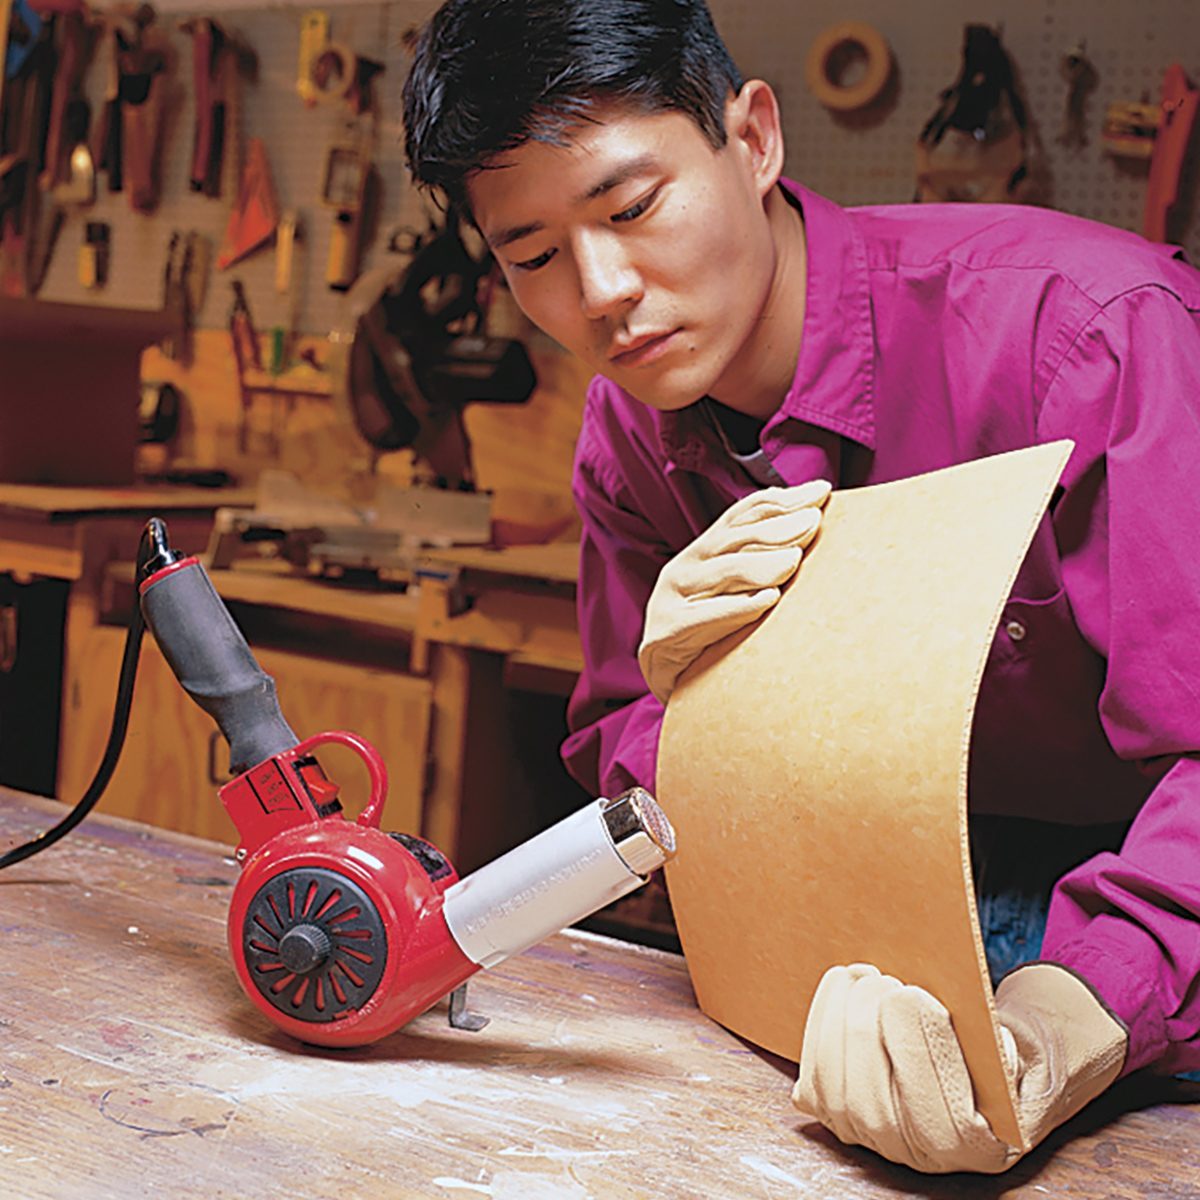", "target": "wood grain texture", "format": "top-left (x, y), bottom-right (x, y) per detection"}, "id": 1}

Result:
top-left (1, 790), bottom-right (1196, 1200)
